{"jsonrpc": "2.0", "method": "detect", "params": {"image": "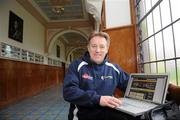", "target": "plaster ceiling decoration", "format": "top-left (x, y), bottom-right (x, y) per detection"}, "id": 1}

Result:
top-left (32, 0), bottom-right (88, 21)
